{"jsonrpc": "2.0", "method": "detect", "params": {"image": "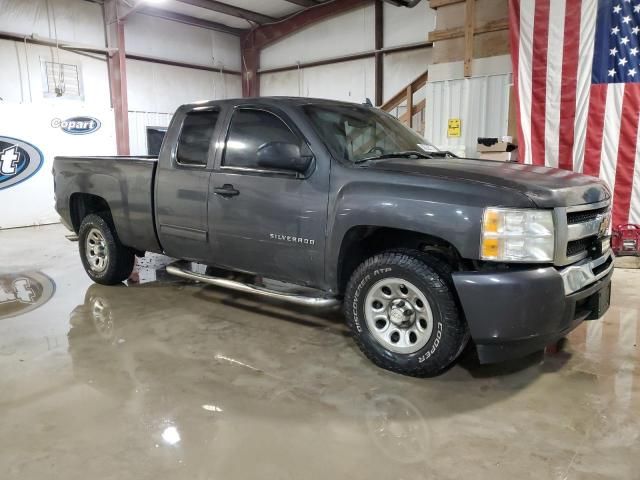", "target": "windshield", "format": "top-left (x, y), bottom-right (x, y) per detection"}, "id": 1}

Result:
top-left (303, 104), bottom-right (438, 164)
